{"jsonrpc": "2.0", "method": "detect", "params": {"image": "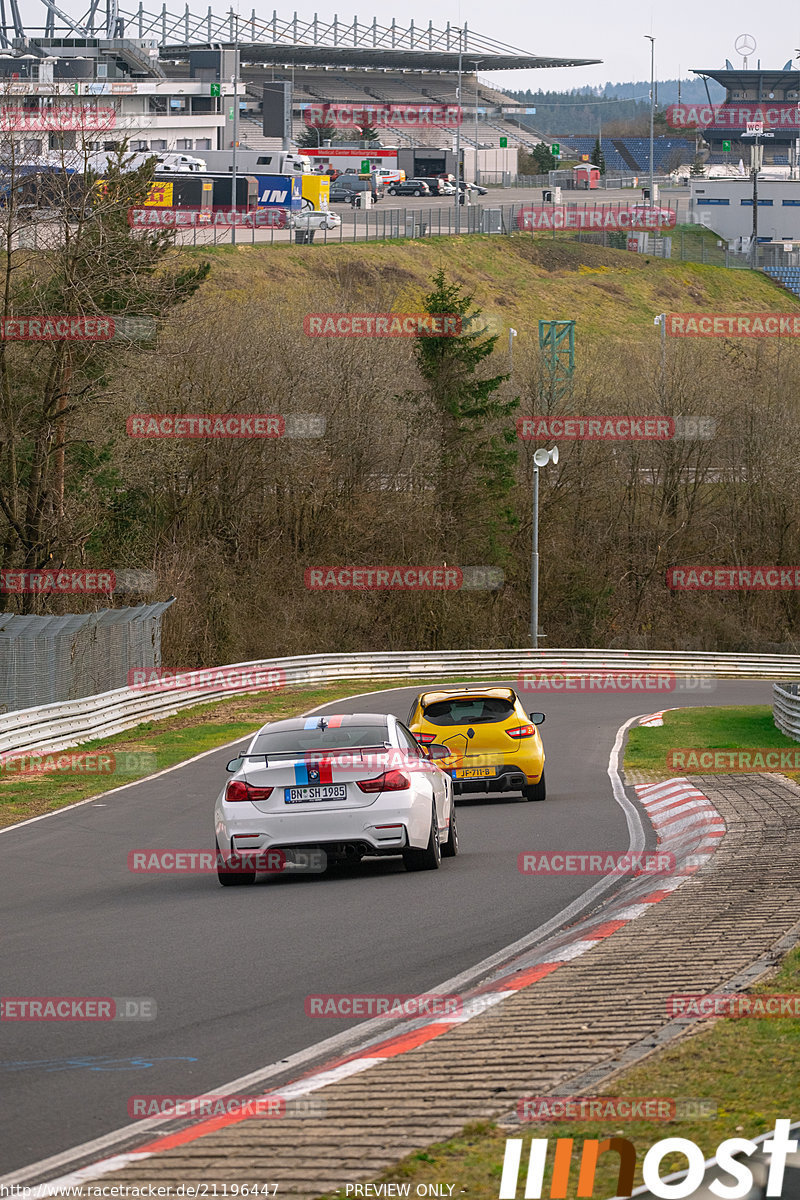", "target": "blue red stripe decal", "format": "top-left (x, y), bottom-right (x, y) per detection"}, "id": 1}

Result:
top-left (293, 762), bottom-right (310, 785)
